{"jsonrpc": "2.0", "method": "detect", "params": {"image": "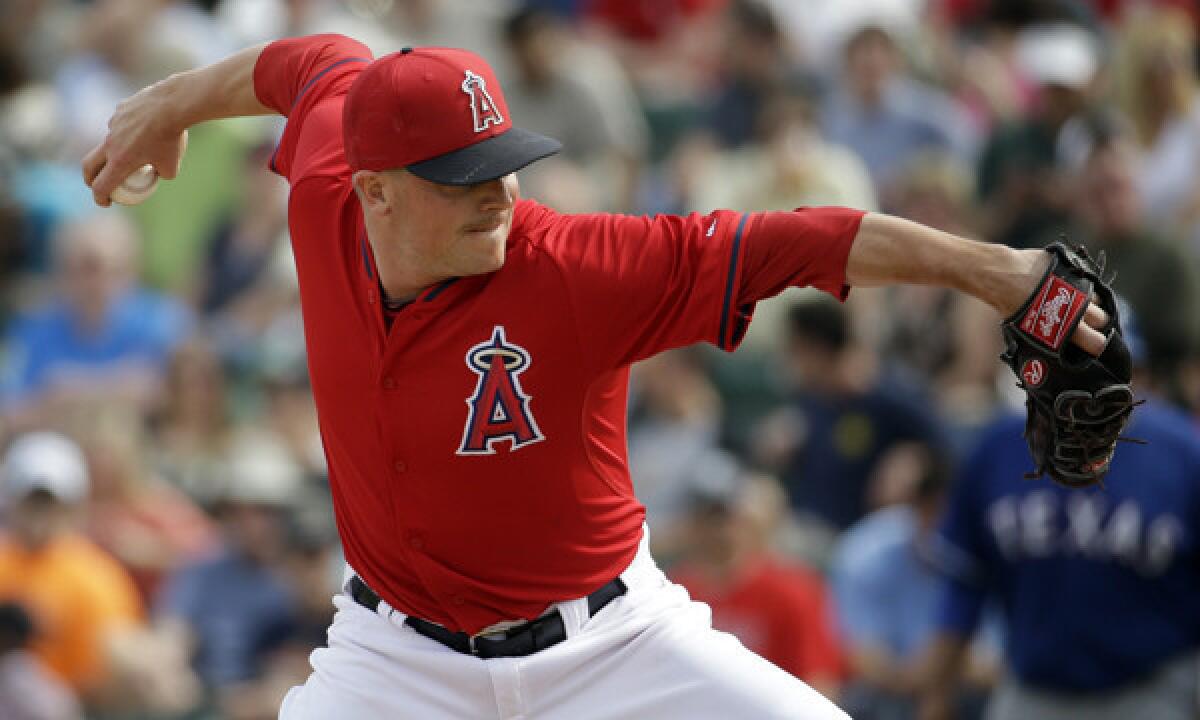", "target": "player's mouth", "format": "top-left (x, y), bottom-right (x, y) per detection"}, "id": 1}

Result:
top-left (463, 216), bottom-right (507, 234)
